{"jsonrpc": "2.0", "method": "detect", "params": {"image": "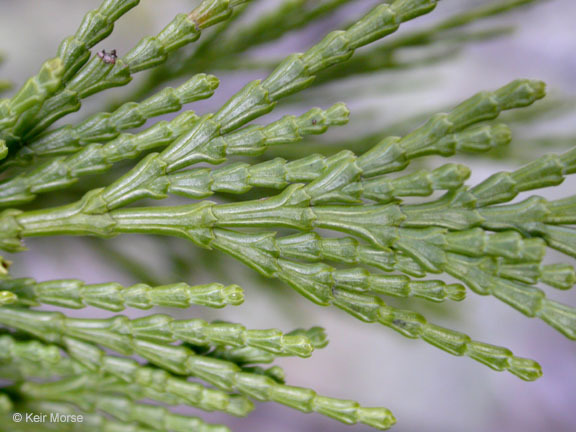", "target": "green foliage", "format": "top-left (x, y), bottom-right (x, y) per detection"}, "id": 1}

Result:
top-left (0, 0), bottom-right (574, 430)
